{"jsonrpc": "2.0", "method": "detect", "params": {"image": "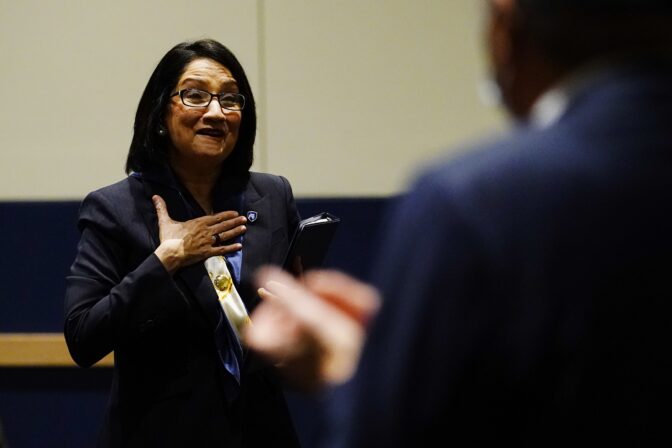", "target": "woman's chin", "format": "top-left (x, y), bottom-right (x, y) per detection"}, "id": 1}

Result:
top-left (191, 144), bottom-right (235, 161)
